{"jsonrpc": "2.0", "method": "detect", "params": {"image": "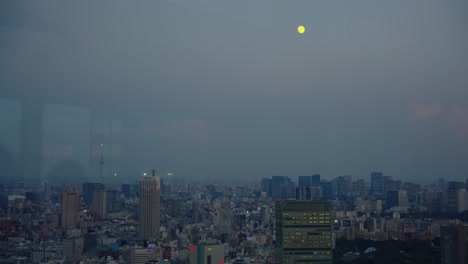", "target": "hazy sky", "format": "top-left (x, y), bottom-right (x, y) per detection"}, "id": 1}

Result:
top-left (1, 0), bottom-right (468, 183)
